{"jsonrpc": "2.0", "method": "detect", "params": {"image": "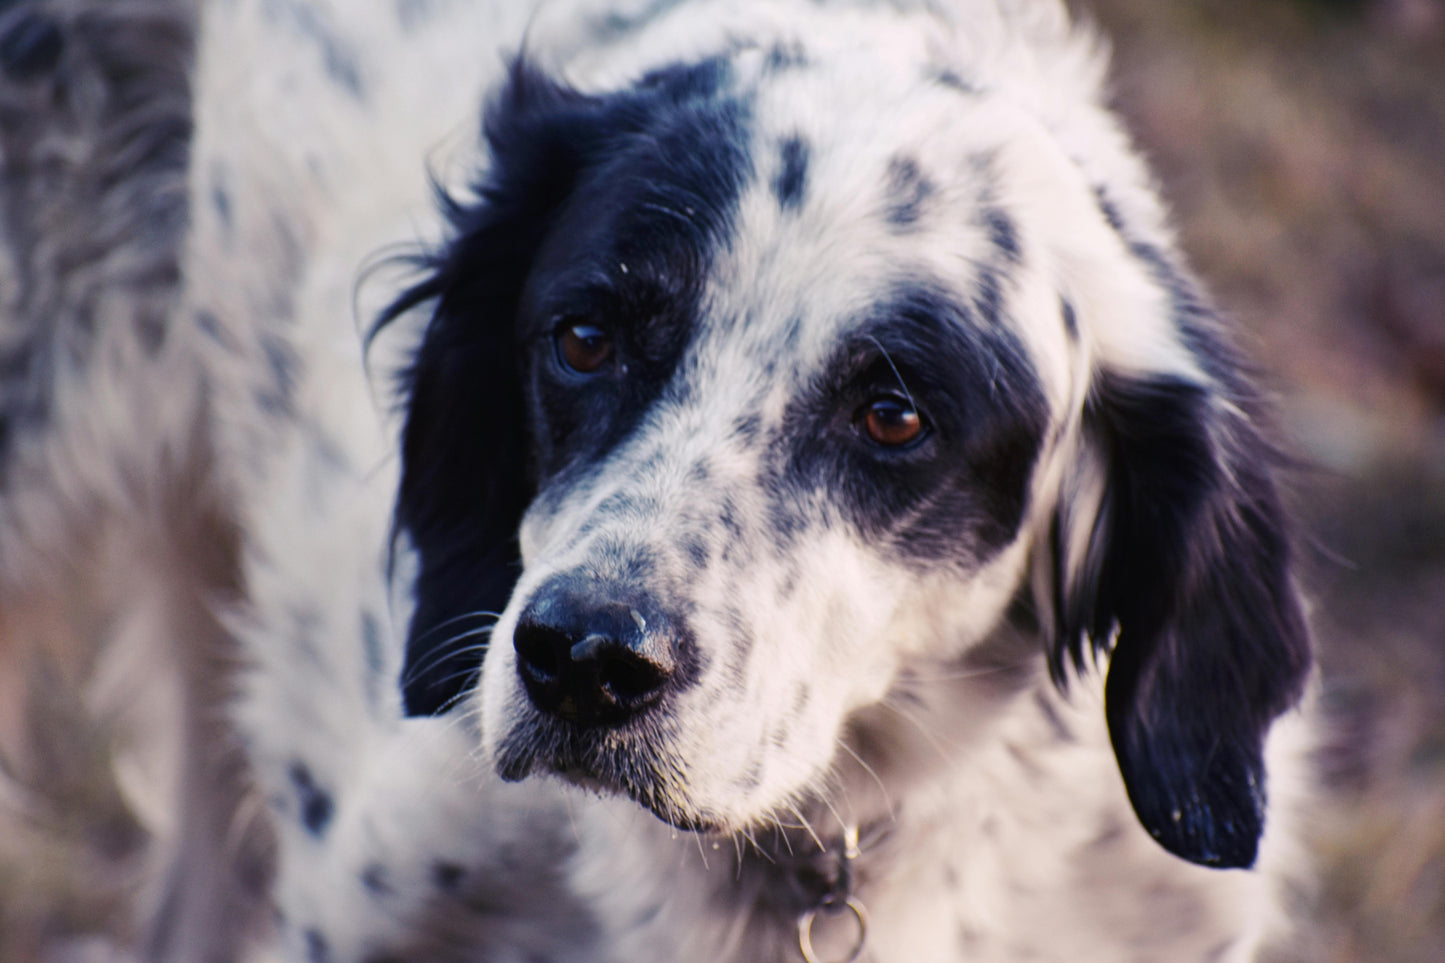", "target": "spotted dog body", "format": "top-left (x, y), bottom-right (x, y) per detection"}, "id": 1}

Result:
top-left (181, 1), bottom-right (1315, 960)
